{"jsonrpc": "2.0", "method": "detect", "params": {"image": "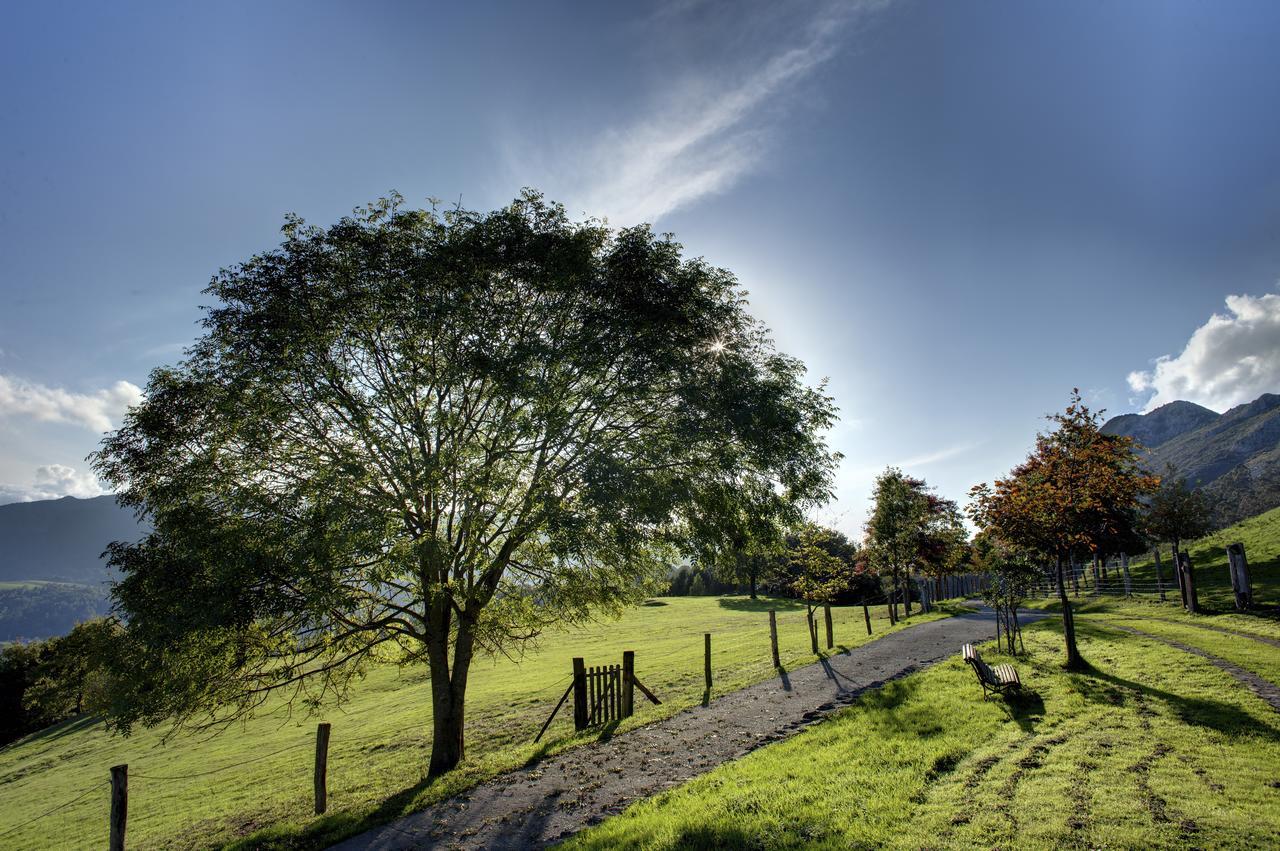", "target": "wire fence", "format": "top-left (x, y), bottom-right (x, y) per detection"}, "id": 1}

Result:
top-left (0, 583), bottom-right (990, 847)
